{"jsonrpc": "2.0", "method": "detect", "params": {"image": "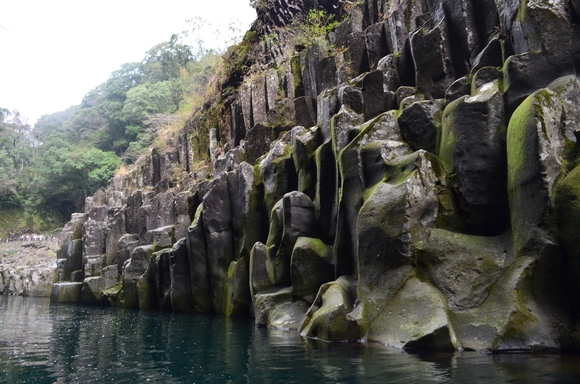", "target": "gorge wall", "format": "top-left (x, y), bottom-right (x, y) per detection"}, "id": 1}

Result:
top-left (51, 0), bottom-right (580, 352)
